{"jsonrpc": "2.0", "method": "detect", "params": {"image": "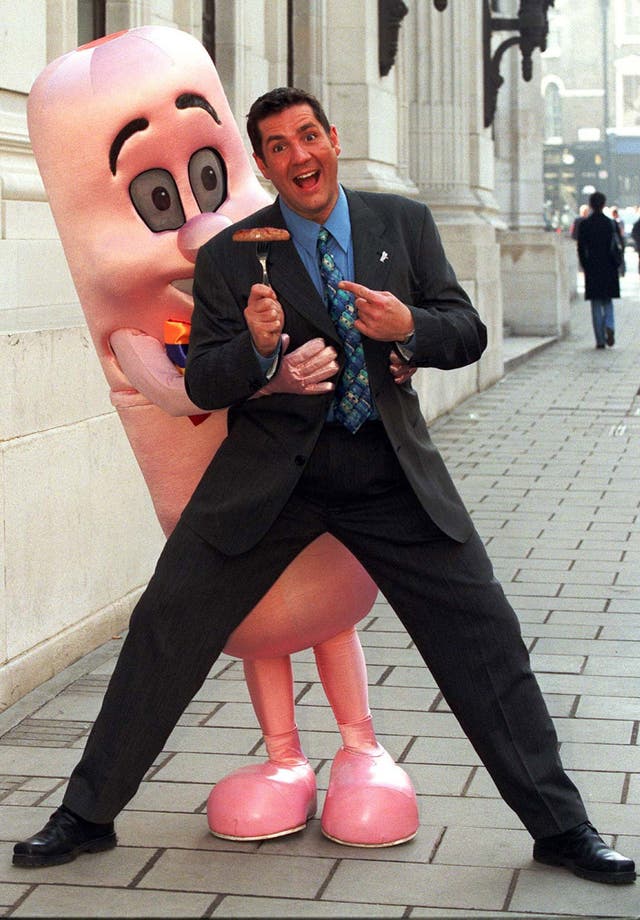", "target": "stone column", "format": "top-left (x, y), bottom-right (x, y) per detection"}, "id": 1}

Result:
top-left (106, 0), bottom-right (153, 30)
top-left (324, 0), bottom-right (417, 195)
top-left (495, 47), bottom-right (570, 338)
top-left (405, 0), bottom-right (503, 406)
top-left (173, 0), bottom-right (204, 37)
top-left (290, 0), bottom-right (328, 101)
top-left (215, 0), bottom-right (276, 133)
top-left (45, 0), bottom-right (79, 60)
top-left (408, 1), bottom-right (478, 214)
